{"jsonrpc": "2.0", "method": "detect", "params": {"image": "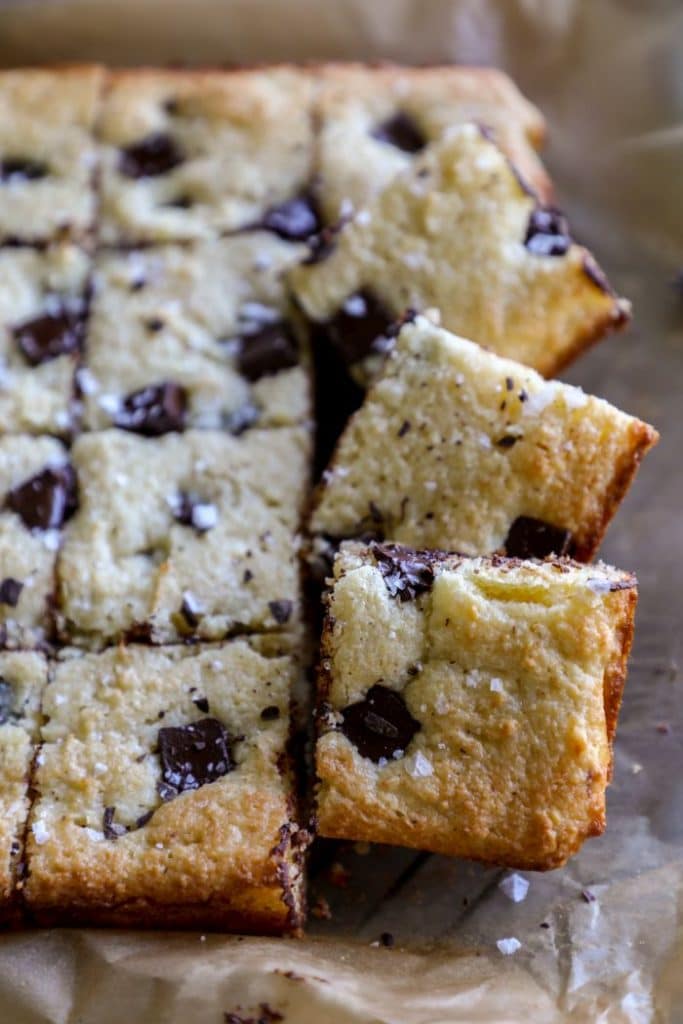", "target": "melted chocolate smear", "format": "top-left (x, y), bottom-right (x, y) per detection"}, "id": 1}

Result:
top-left (504, 516), bottom-right (573, 559)
top-left (13, 308), bottom-right (85, 367)
top-left (373, 543), bottom-right (435, 602)
top-left (341, 684), bottom-right (420, 763)
top-left (119, 133), bottom-right (184, 179)
top-left (269, 599), bottom-right (293, 624)
top-left (157, 717), bottom-right (234, 800)
top-left (371, 112), bottom-right (426, 153)
top-left (114, 382), bottom-right (187, 436)
top-left (6, 463), bottom-right (78, 531)
top-left (0, 578), bottom-right (23, 607)
top-left (0, 158), bottom-right (48, 183)
top-left (237, 323), bottom-right (299, 381)
top-left (0, 679), bottom-right (14, 725)
top-left (323, 290), bottom-right (395, 367)
top-left (261, 193), bottom-right (321, 241)
top-left (524, 207), bottom-right (571, 257)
